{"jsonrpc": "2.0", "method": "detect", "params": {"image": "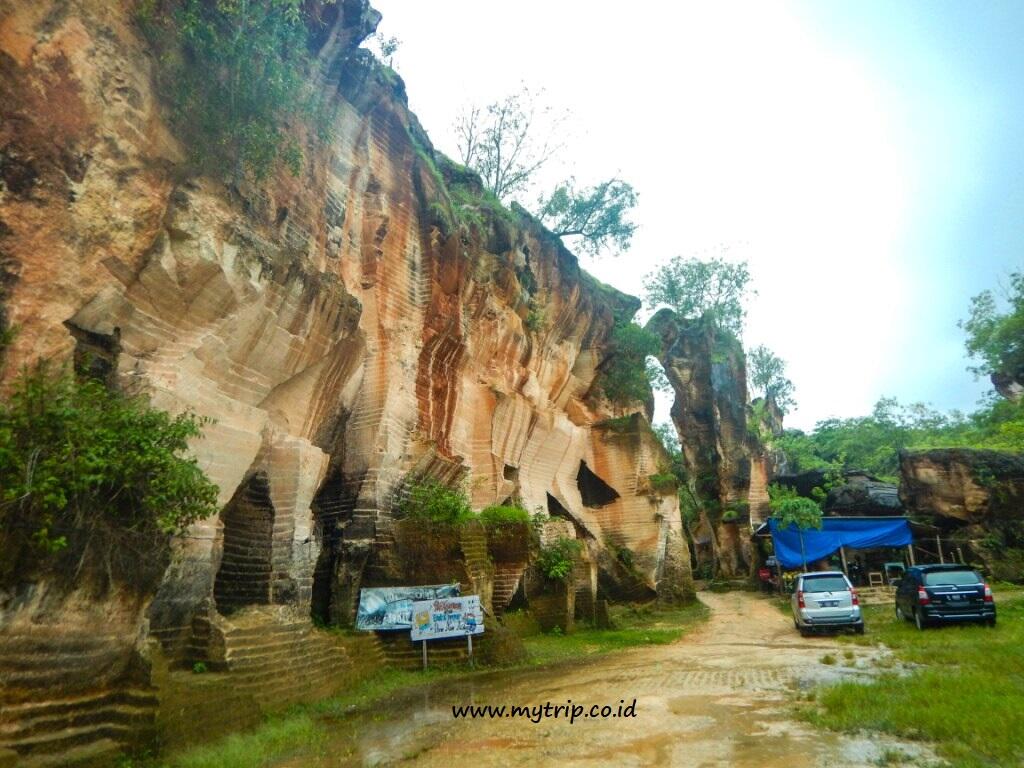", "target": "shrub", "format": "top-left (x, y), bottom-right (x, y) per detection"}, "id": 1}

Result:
top-left (480, 504), bottom-right (531, 528)
top-left (0, 364), bottom-right (219, 588)
top-left (648, 471), bottom-right (677, 494)
top-left (536, 536), bottom-right (582, 582)
top-left (598, 323), bottom-right (663, 406)
top-left (138, 0), bottom-right (322, 181)
top-left (399, 480), bottom-right (474, 525)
